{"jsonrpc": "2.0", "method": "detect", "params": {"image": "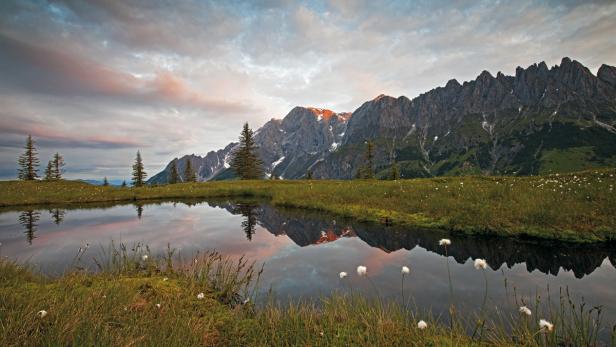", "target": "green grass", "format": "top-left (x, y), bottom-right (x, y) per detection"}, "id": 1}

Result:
top-left (1, 245), bottom-right (610, 346)
top-left (1, 168), bottom-right (616, 243)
